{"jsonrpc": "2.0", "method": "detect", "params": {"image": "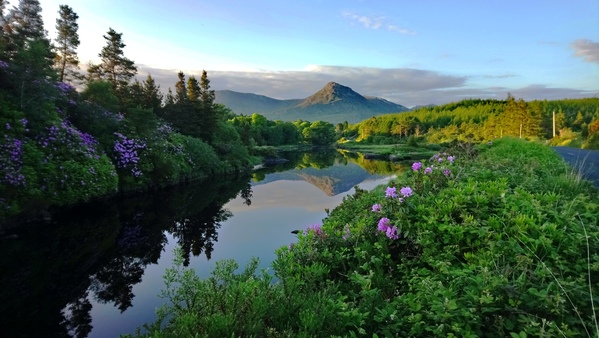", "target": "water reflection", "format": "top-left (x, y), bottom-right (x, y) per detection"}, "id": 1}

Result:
top-left (0, 174), bottom-right (251, 338)
top-left (0, 150), bottom-right (407, 338)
